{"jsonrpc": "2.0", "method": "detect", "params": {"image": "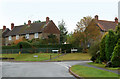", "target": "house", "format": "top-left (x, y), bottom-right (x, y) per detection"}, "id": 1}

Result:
top-left (0, 26), bottom-right (10, 45)
top-left (85, 15), bottom-right (119, 47)
top-left (94, 15), bottom-right (118, 34)
top-left (4, 17), bottom-right (60, 45)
